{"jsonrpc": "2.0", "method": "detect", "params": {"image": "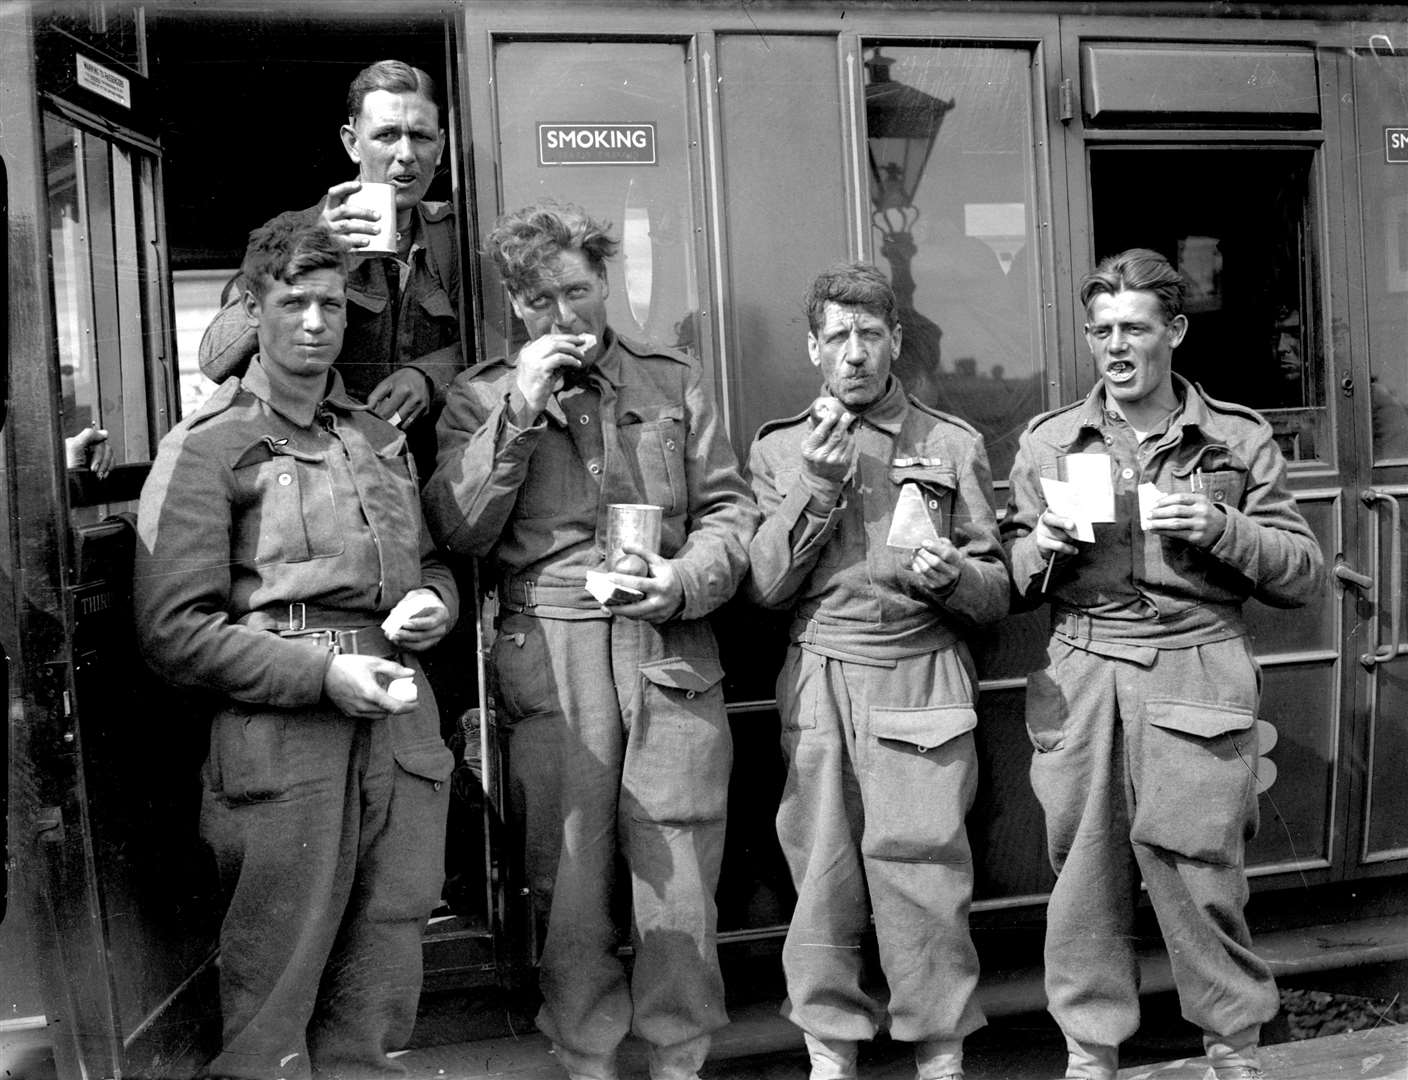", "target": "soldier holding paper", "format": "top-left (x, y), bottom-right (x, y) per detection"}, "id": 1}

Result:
top-left (1001, 248), bottom-right (1323, 1080)
top-left (745, 263), bottom-right (1009, 1080)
